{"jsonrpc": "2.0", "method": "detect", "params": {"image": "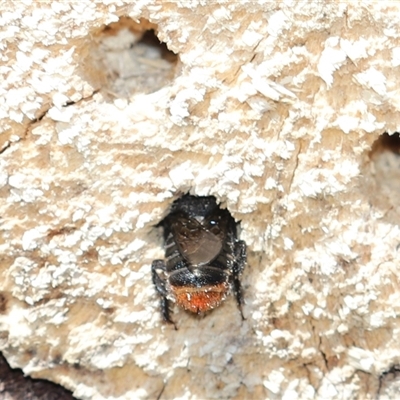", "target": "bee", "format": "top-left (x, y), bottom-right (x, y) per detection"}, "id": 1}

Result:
top-left (151, 194), bottom-right (247, 326)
